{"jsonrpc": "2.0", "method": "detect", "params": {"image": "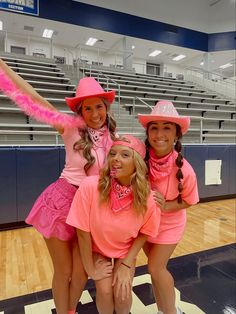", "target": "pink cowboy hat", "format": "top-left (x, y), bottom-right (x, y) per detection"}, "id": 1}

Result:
top-left (65, 77), bottom-right (116, 112)
top-left (138, 100), bottom-right (190, 134)
top-left (112, 134), bottom-right (146, 159)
